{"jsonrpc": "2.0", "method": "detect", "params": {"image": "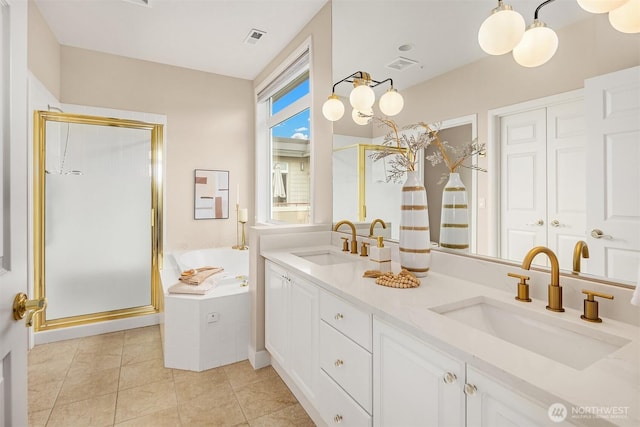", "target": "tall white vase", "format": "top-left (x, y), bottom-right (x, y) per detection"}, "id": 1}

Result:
top-left (399, 170), bottom-right (431, 277)
top-left (439, 172), bottom-right (469, 251)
